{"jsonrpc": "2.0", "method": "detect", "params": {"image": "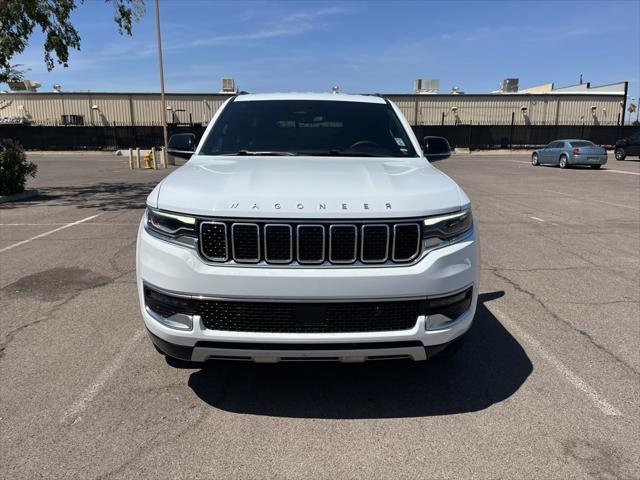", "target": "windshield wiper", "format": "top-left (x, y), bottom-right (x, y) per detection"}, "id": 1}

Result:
top-left (222, 150), bottom-right (297, 156)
